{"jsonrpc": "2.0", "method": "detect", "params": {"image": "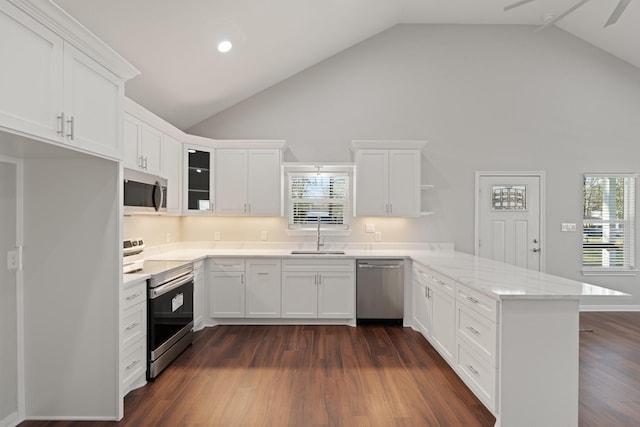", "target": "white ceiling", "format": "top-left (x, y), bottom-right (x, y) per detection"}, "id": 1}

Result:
top-left (54, 0), bottom-right (640, 131)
